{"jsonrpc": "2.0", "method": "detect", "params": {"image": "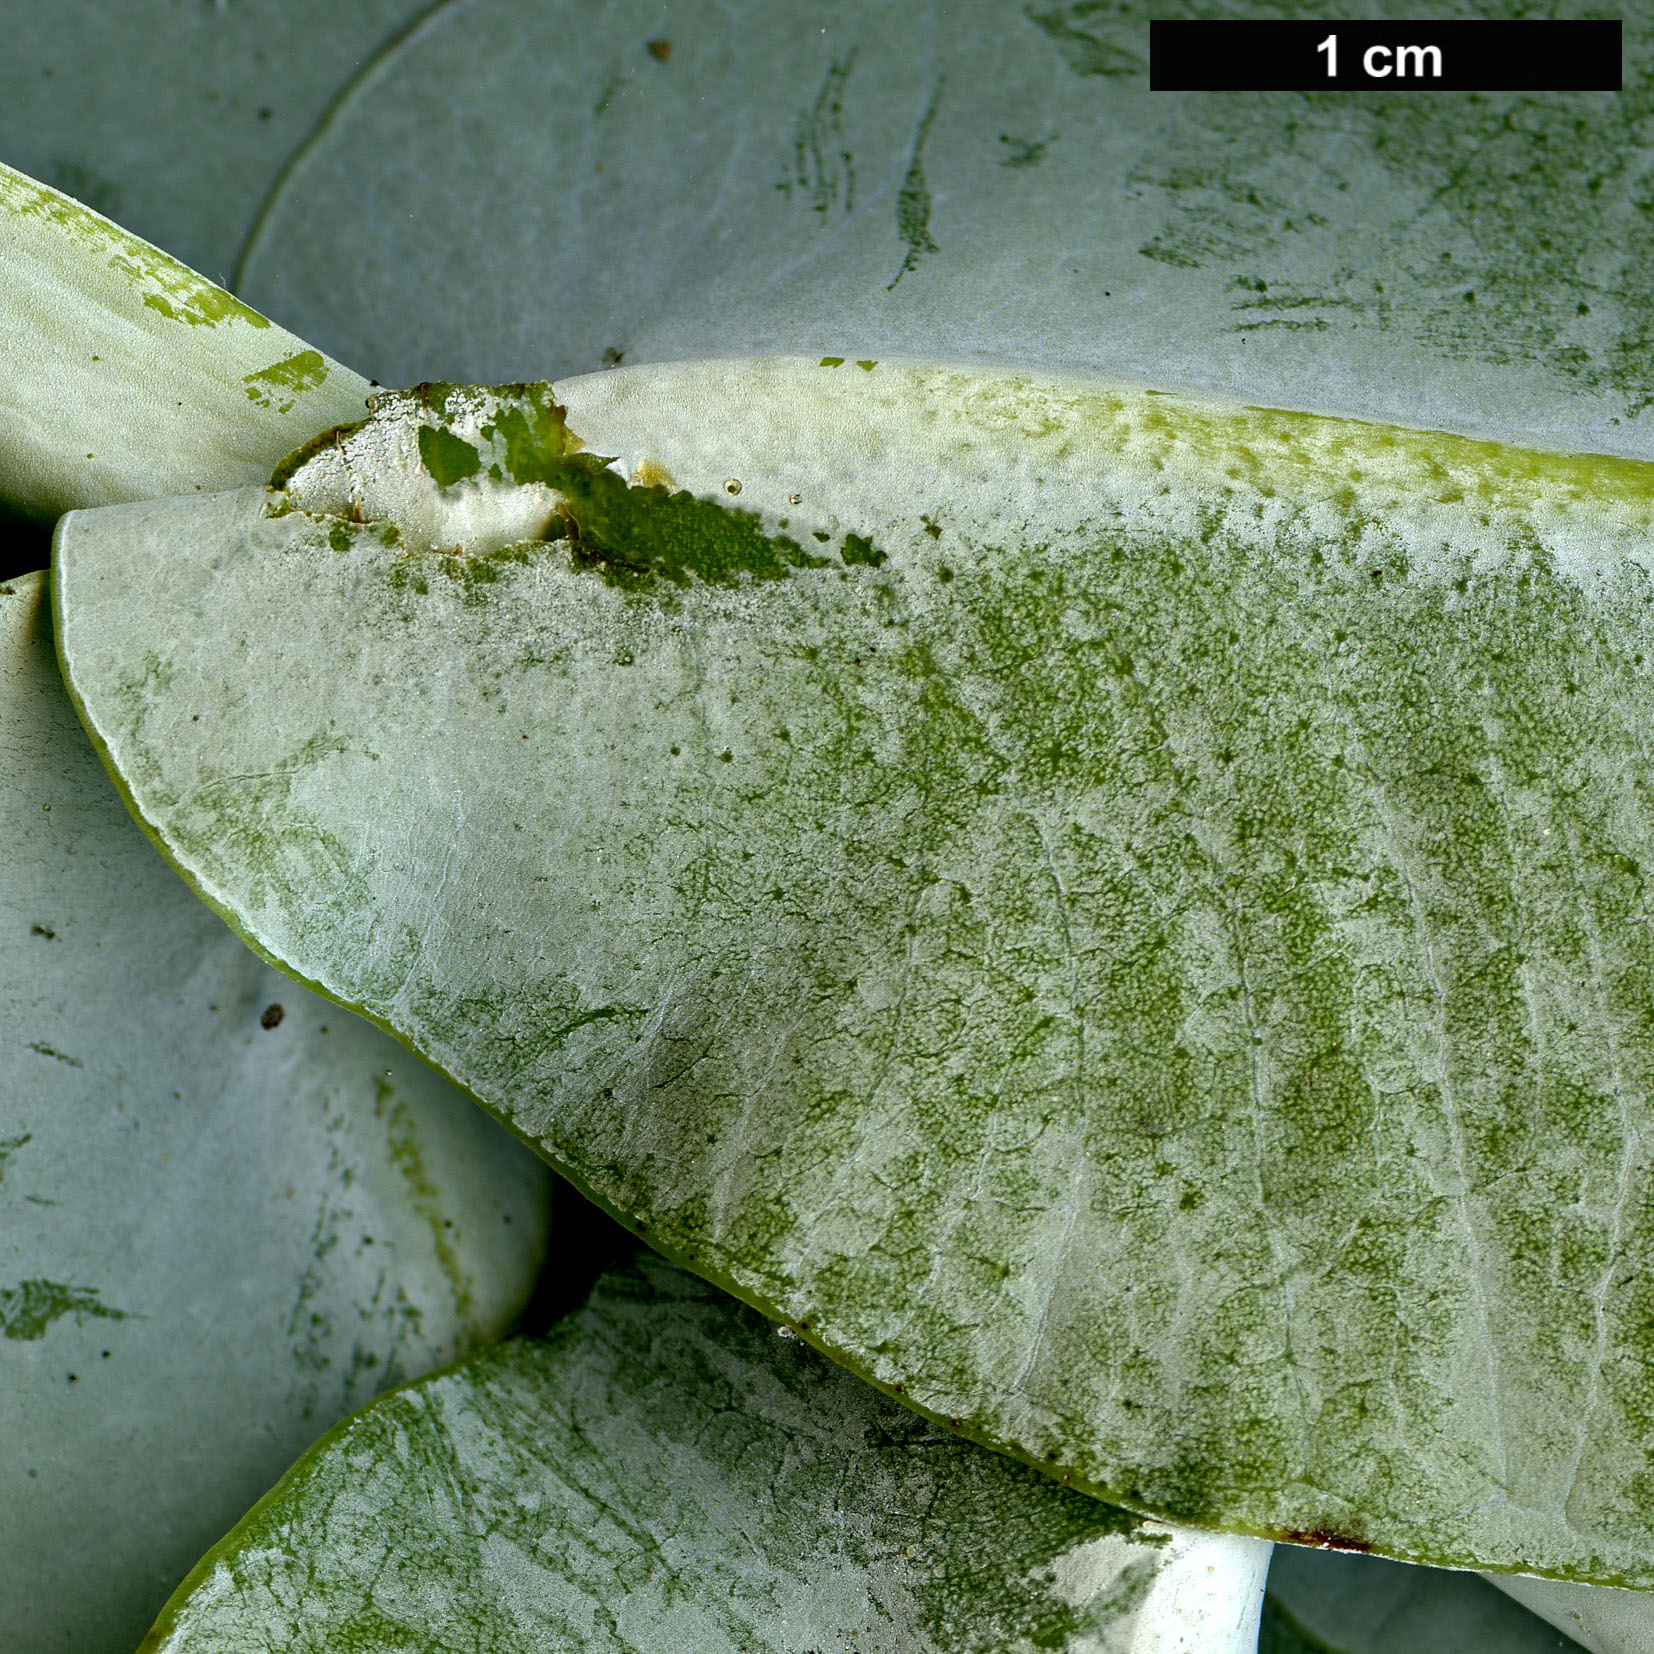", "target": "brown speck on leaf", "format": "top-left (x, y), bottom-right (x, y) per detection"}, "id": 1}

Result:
top-left (260, 1003), bottom-right (285, 1030)
top-left (1280, 1528), bottom-right (1372, 1553)
top-left (646, 38), bottom-right (671, 62)
top-left (30, 924), bottom-right (55, 940)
